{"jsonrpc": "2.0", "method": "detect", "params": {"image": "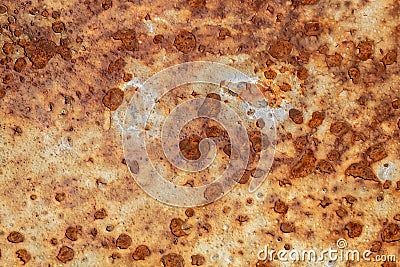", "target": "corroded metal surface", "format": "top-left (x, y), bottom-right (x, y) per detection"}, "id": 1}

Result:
top-left (0, 0), bottom-right (399, 266)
